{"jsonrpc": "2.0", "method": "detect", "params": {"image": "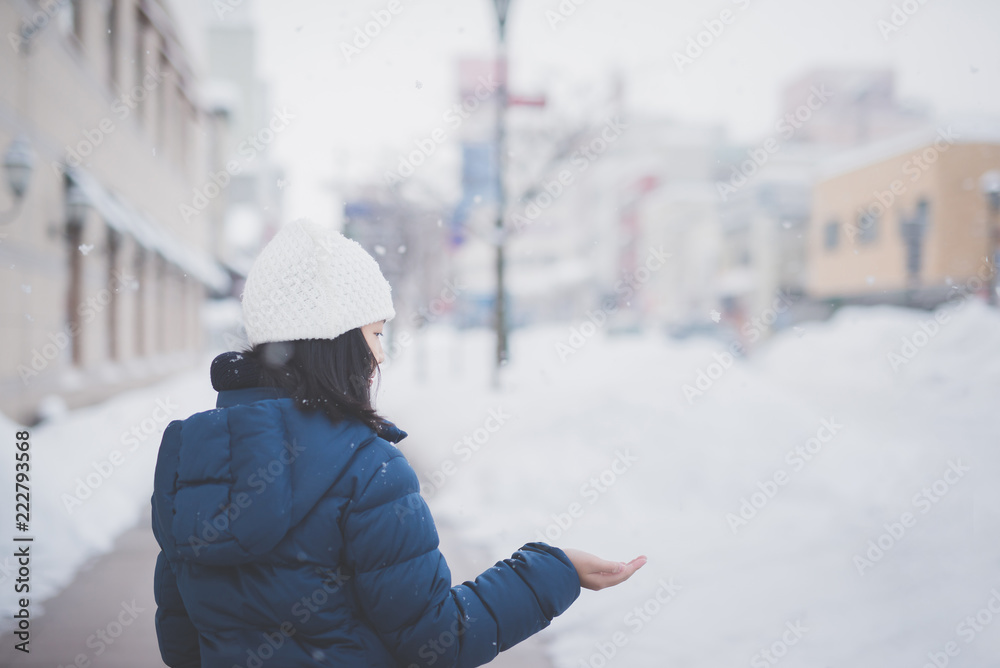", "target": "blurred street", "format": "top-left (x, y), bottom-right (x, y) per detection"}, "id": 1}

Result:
top-left (2, 0), bottom-right (1000, 666)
